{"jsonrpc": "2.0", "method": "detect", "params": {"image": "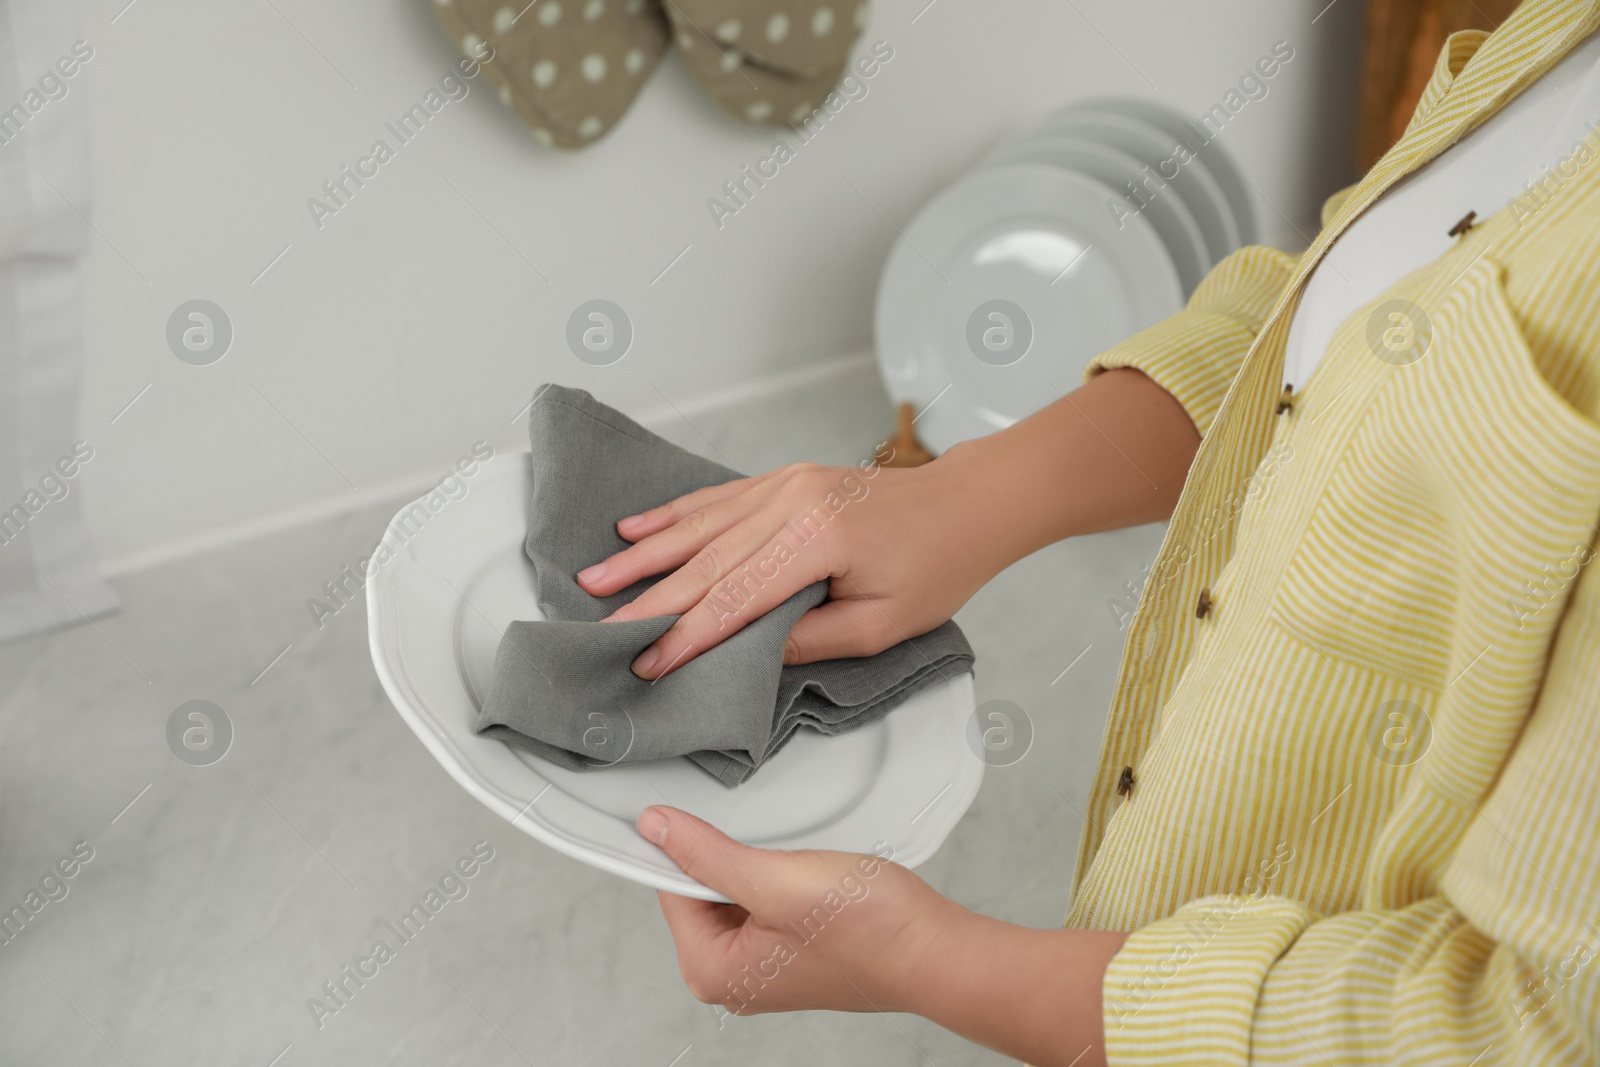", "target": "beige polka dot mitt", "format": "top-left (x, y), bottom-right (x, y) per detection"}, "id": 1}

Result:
top-left (432, 0), bottom-right (870, 148)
